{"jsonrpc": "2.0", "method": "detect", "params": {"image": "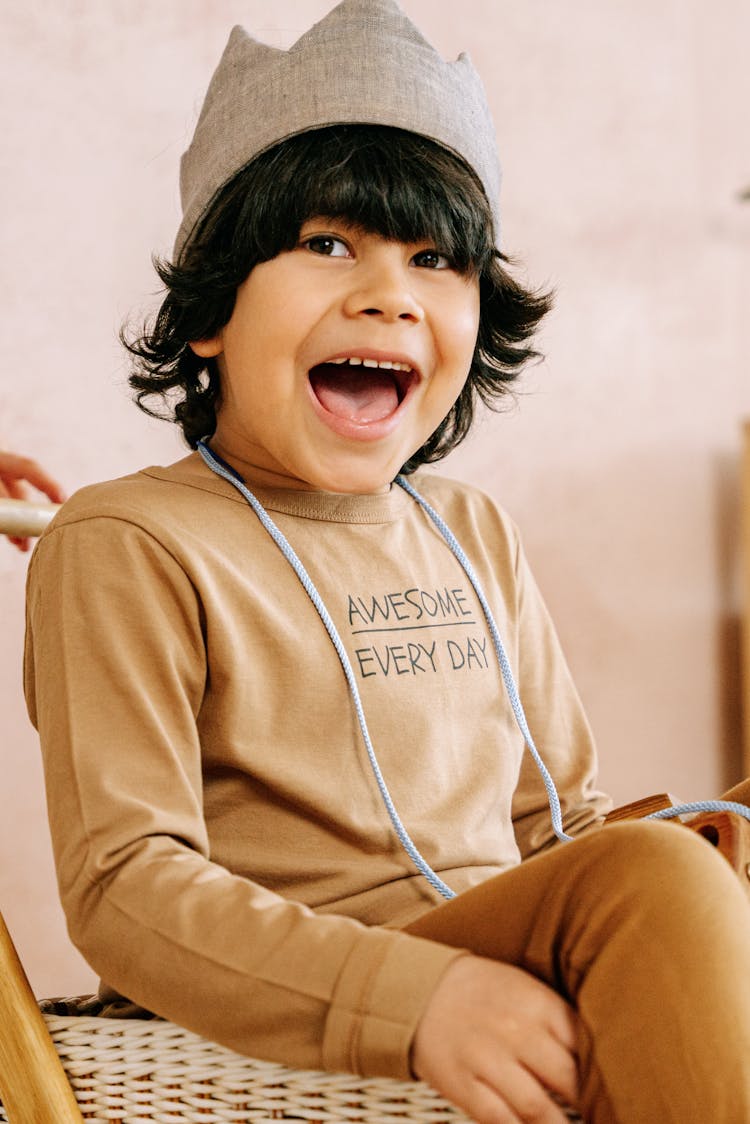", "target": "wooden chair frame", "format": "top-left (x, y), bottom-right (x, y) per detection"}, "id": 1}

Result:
top-left (0, 912), bottom-right (83, 1123)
